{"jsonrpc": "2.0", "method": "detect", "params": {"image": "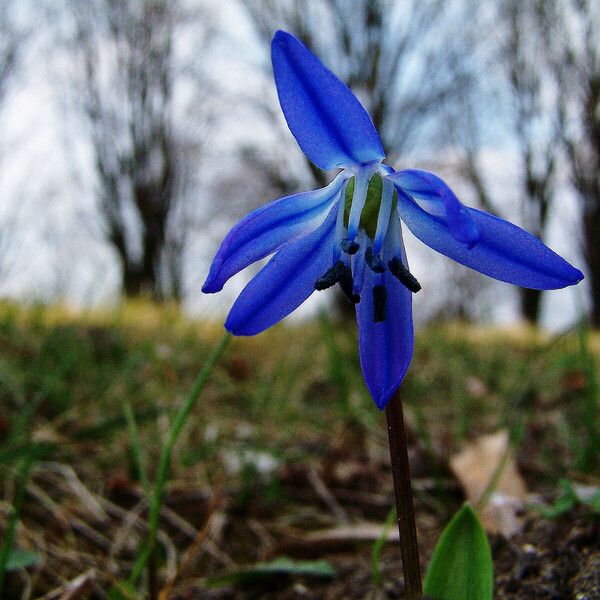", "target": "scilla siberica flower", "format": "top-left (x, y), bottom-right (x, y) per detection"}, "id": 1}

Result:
top-left (203, 31), bottom-right (583, 409)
